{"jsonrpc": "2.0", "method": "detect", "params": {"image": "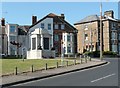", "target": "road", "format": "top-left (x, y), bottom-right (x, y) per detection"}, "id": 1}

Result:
top-left (12, 58), bottom-right (119, 87)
